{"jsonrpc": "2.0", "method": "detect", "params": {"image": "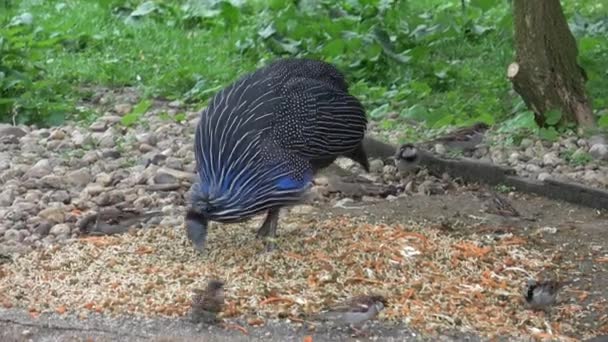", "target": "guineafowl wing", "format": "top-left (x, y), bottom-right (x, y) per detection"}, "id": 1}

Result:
top-left (272, 77), bottom-right (367, 162)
